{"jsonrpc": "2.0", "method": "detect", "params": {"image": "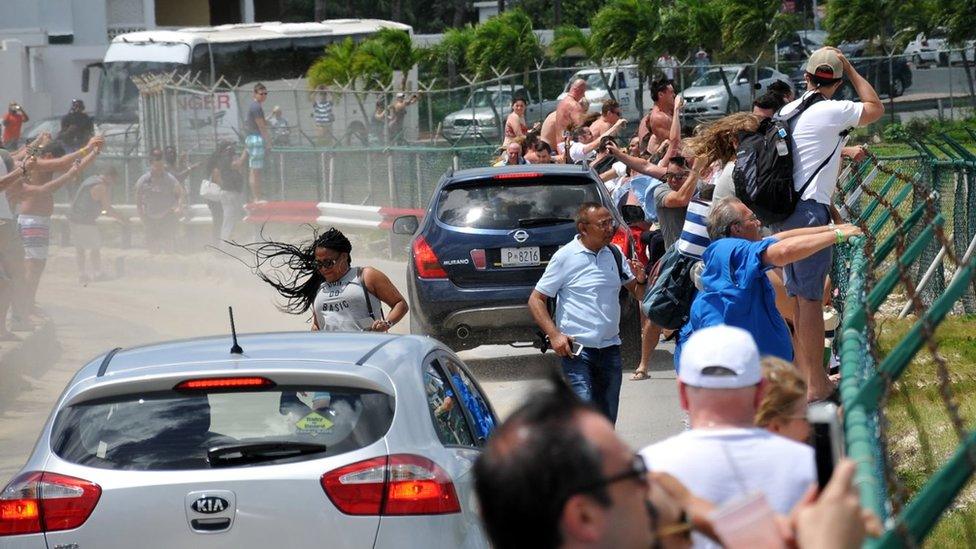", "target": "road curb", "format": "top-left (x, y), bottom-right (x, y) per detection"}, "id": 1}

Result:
top-left (0, 318), bottom-right (59, 412)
